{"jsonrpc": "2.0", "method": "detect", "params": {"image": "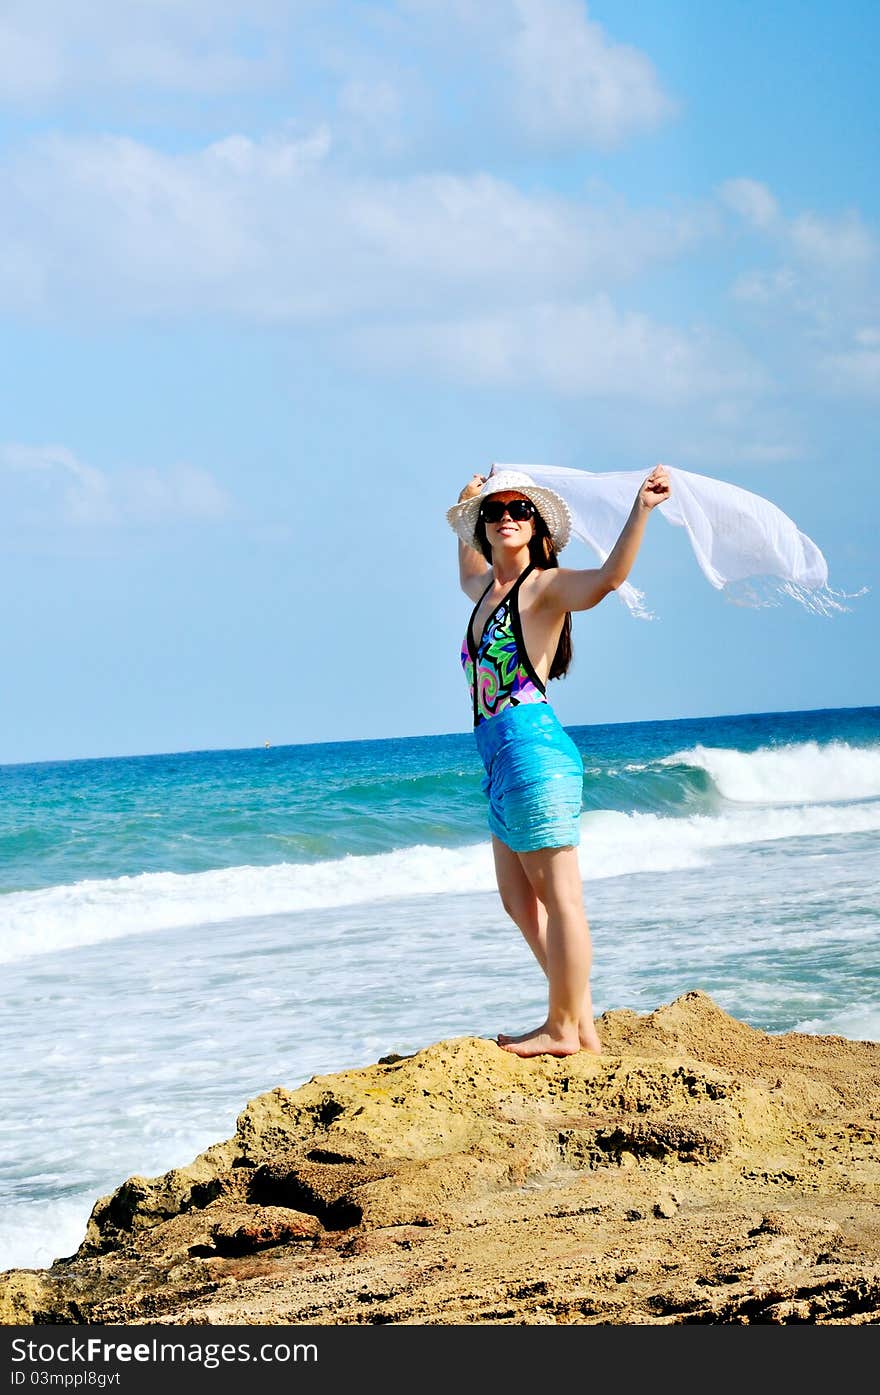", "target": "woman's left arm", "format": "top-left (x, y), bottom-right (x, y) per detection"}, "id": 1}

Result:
top-left (543, 464), bottom-right (672, 613)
